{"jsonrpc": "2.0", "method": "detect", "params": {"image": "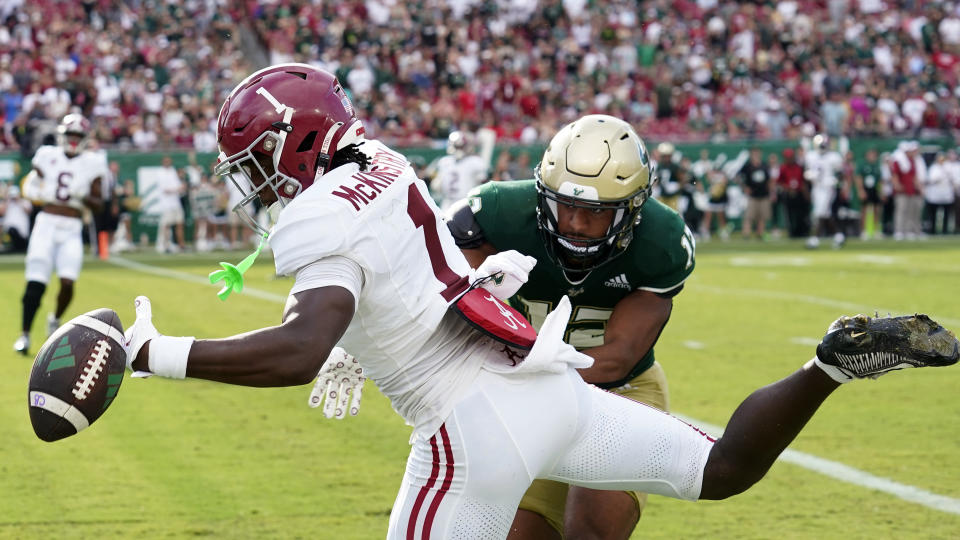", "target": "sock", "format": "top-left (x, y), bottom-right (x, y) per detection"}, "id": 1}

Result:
top-left (804, 356), bottom-right (853, 384)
